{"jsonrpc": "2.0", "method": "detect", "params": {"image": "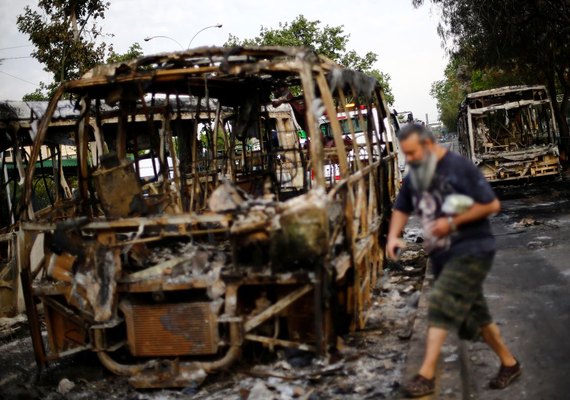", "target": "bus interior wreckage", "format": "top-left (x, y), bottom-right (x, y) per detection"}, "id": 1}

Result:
top-left (457, 85), bottom-right (561, 182)
top-left (1, 47), bottom-right (400, 388)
